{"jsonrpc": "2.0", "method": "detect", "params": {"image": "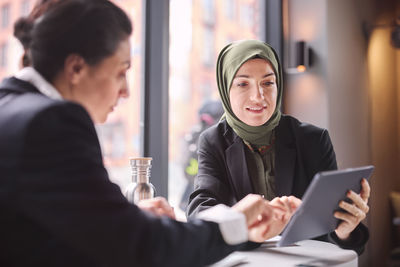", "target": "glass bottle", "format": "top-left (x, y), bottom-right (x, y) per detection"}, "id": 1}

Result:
top-left (125, 157), bottom-right (156, 204)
